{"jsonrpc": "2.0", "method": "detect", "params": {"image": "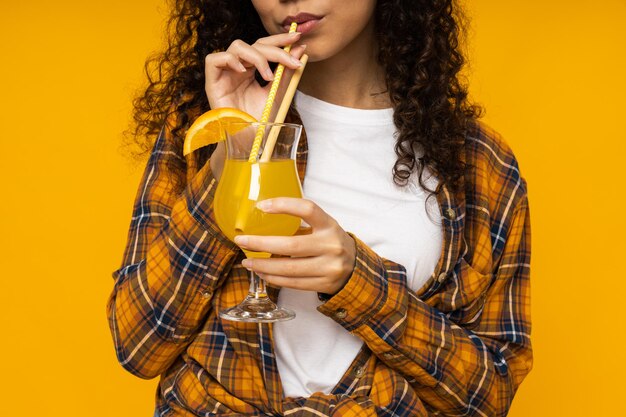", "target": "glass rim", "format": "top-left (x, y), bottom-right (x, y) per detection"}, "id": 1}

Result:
top-left (221, 120), bottom-right (302, 130)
